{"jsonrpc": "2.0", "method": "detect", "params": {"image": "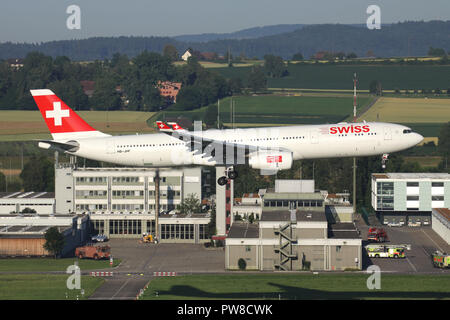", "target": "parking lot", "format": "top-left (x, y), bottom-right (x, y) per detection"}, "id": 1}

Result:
top-left (357, 219), bottom-right (450, 274)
